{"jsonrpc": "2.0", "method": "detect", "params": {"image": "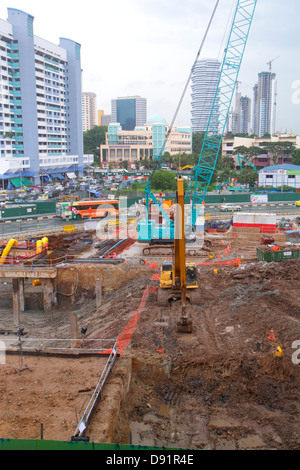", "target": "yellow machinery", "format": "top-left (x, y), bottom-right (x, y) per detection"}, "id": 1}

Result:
top-left (158, 176), bottom-right (199, 333)
top-left (0, 239), bottom-right (18, 265)
top-left (178, 165), bottom-right (194, 170)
